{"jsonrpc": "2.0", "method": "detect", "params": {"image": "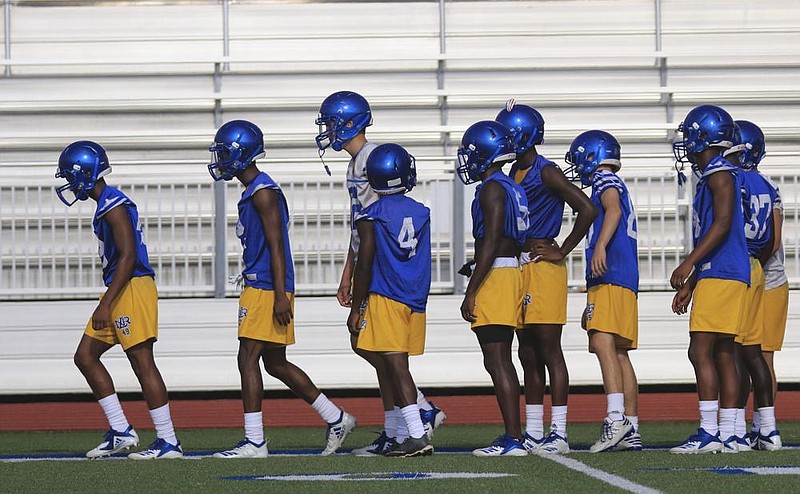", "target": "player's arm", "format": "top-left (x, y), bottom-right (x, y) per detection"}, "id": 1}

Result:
top-left (348, 219), bottom-right (375, 336)
top-left (338, 242), bottom-right (356, 307)
top-left (538, 165), bottom-right (597, 260)
top-left (253, 188), bottom-right (293, 326)
top-left (591, 187), bottom-right (622, 278)
top-left (92, 206), bottom-right (136, 330)
top-left (770, 206), bottom-right (783, 257)
top-left (670, 171), bottom-right (734, 289)
top-left (758, 209), bottom-right (776, 266)
top-left (461, 181), bottom-right (503, 323)
top-left (672, 271), bottom-right (697, 315)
